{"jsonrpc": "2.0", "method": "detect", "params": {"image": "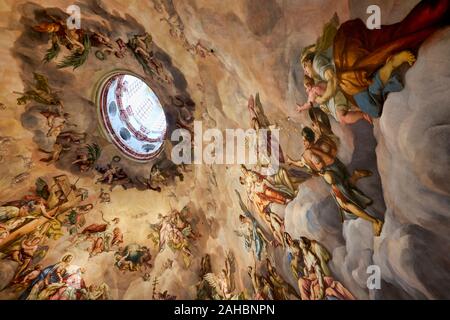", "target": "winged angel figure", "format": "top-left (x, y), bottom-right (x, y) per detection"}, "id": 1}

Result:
top-left (203, 251), bottom-right (242, 300)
